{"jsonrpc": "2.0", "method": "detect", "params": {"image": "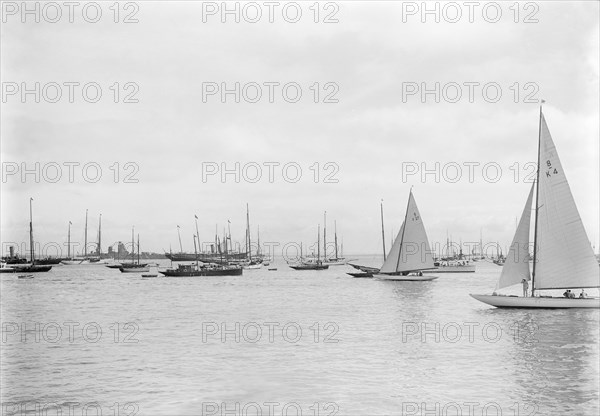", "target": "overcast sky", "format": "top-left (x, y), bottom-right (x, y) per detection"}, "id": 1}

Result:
top-left (1, 1), bottom-right (599, 258)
